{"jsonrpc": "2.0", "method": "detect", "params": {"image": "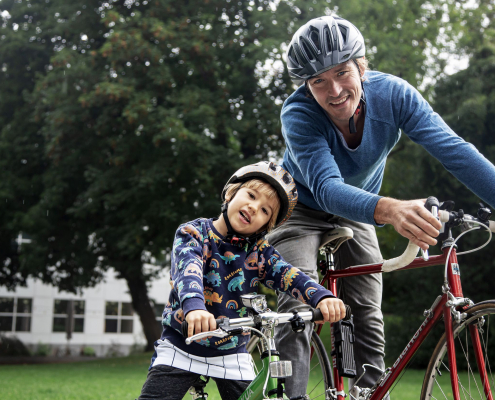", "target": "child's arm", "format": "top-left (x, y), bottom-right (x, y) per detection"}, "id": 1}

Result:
top-left (171, 223), bottom-right (208, 322)
top-left (260, 243), bottom-right (343, 322)
top-left (185, 309), bottom-right (217, 337)
top-left (315, 297), bottom-right (346, 324)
